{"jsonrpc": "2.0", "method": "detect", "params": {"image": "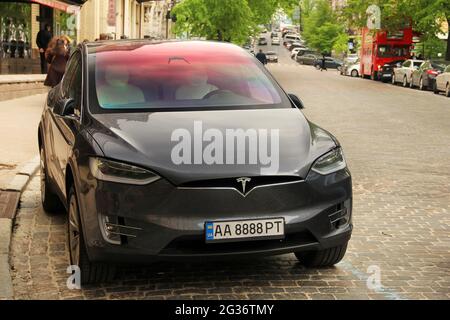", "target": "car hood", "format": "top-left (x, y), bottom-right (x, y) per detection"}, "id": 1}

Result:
top-left (88, 108), bottom-right (336, 185)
